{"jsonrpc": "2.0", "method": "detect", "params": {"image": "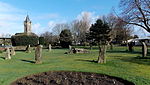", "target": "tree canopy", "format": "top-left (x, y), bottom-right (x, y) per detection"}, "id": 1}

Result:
top-left (88, 19), bottom-right (111, 63)
top-left (59, 29), bottom-right (73, 48)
